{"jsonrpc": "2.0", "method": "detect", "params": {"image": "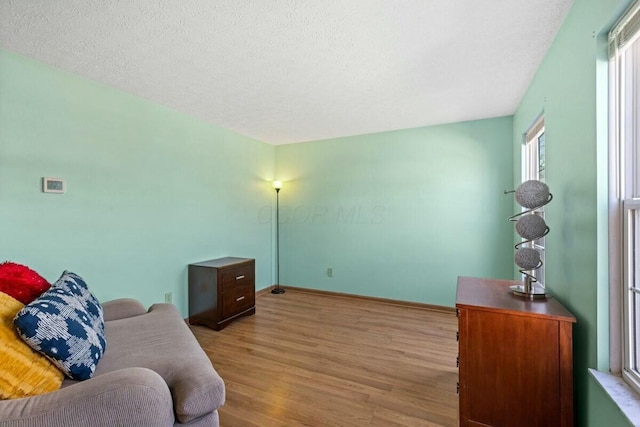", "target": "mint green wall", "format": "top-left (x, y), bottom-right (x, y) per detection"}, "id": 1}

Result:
top-left (275, 117), bottom-right (514, 306)
top-left (513, 0), bottom-right (632, 425)
top-left (0, 50), bottom-right (275, 316)
top-left (587, 377), bottom-right (629, 426)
